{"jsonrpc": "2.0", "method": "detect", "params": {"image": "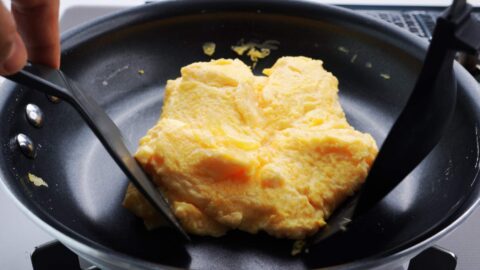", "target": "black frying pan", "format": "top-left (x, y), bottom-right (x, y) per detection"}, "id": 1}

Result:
top-left (1, 0), bottom-right (480, 269)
